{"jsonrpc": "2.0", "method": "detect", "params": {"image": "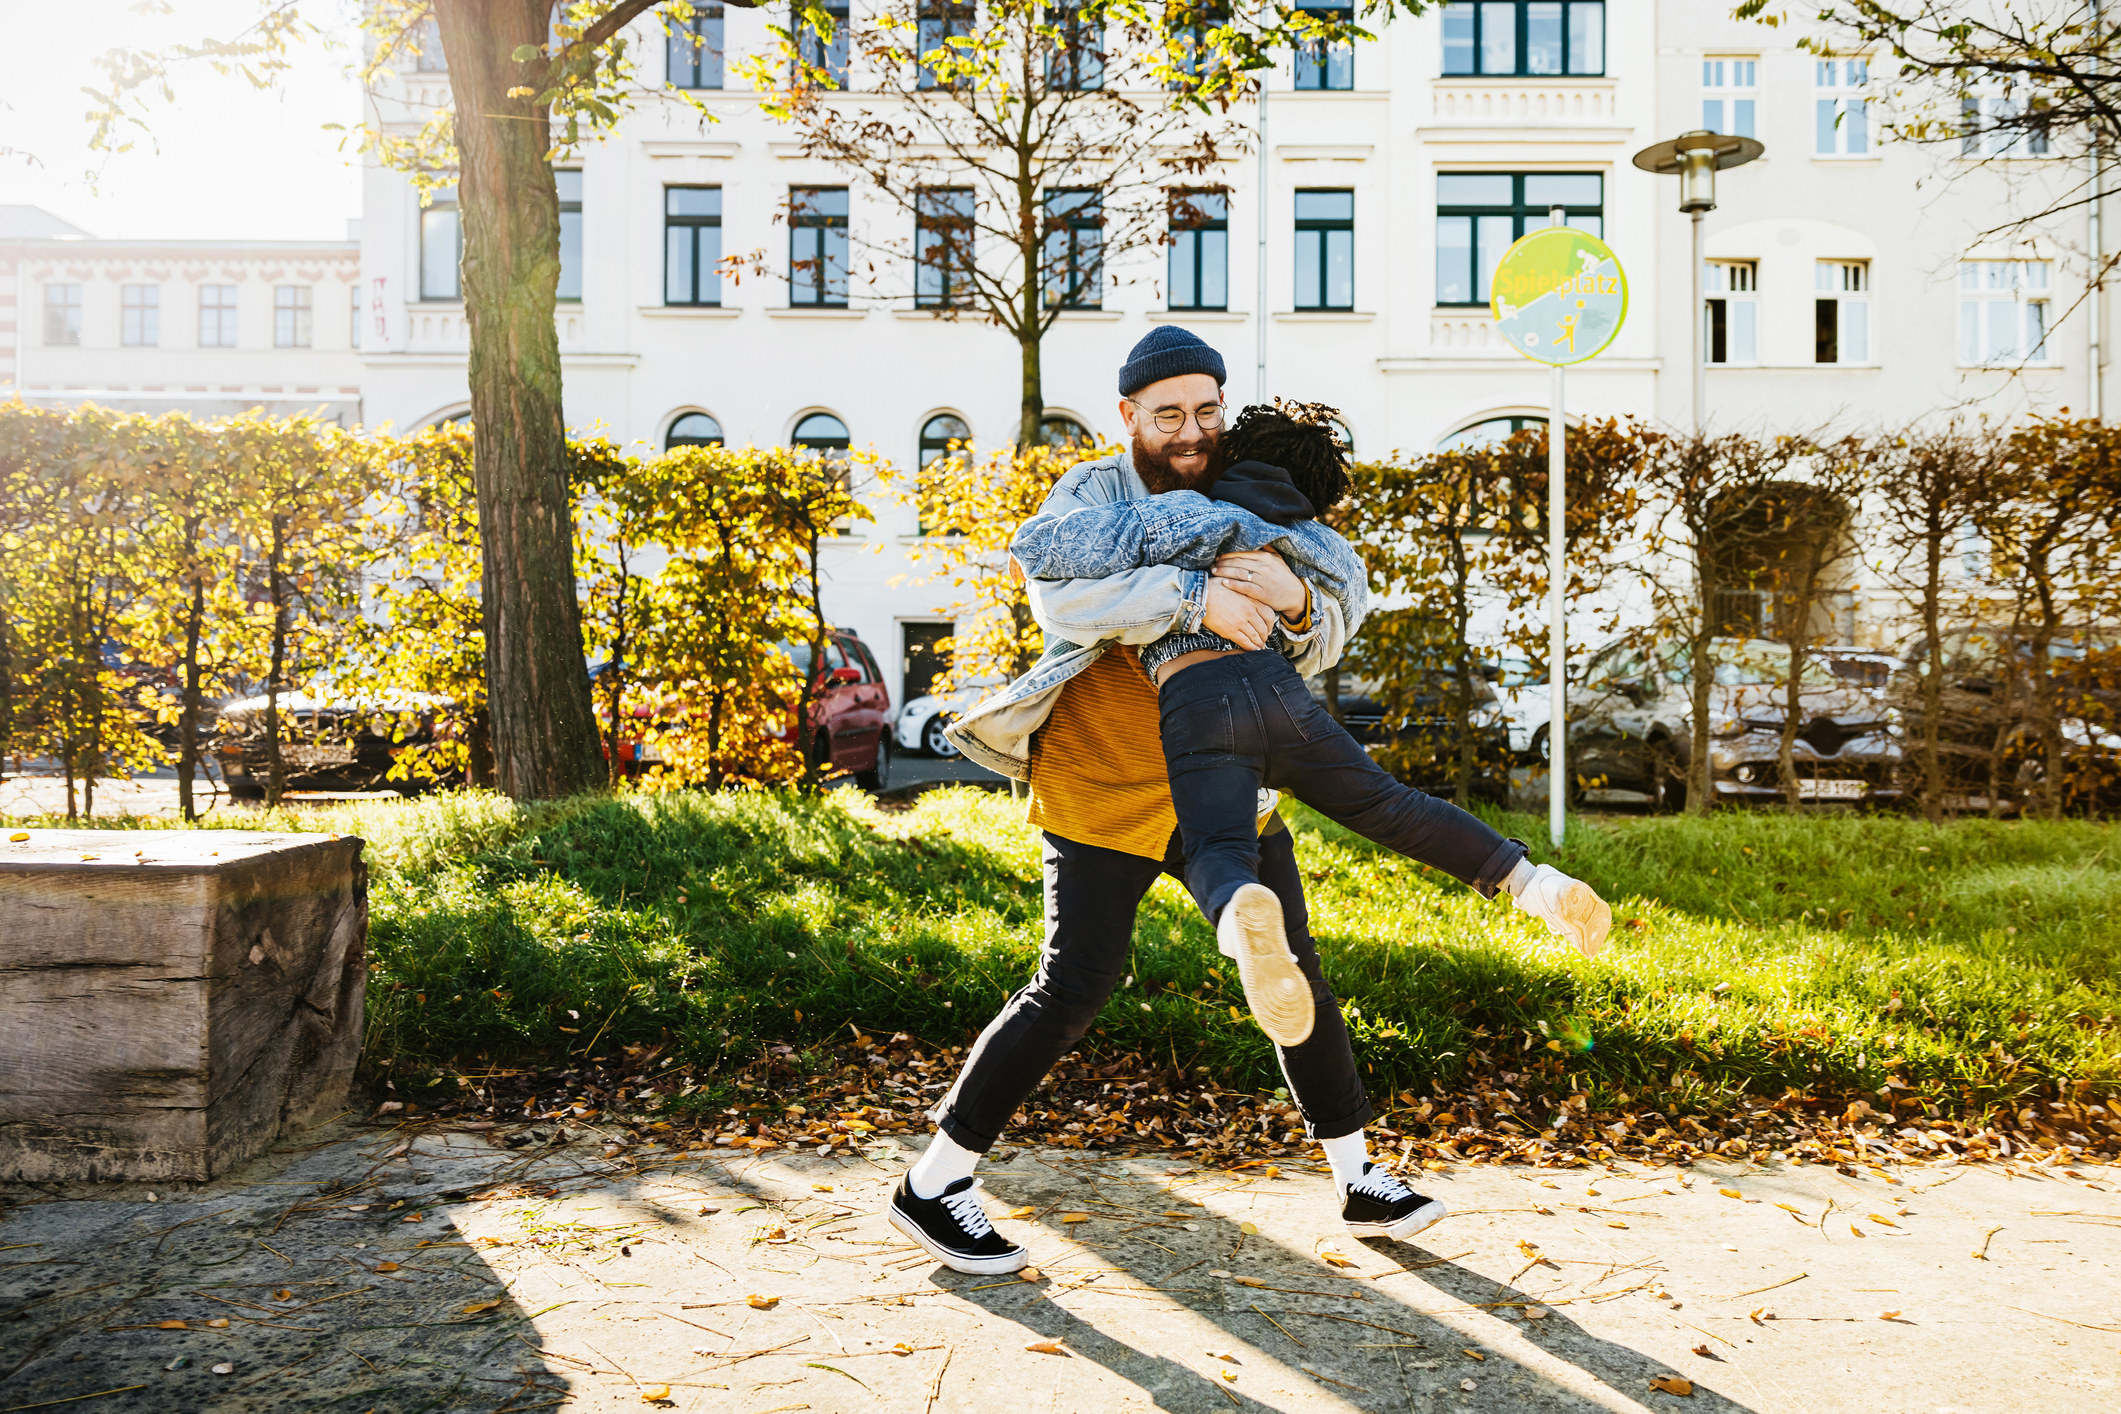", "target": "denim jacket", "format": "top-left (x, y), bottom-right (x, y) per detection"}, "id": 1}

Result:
top-left (944, 451), bottom-right (1359, 780)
